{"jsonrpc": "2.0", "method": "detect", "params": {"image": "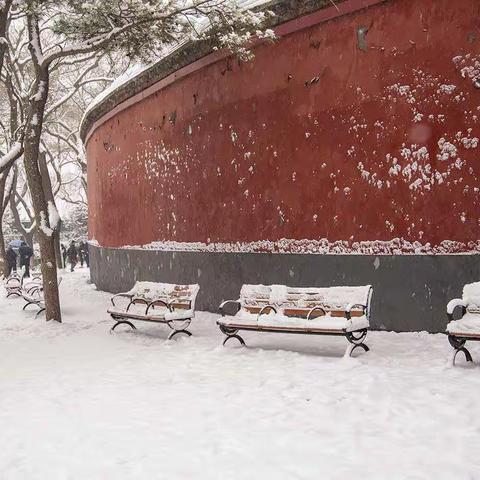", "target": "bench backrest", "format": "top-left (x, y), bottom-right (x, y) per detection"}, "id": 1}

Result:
top-left (240, 284), bottom-right (372, 318)
top-left (463, 282), bottom-right (480, 312)
top-left (129, 282), bottom-right (200, 310)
